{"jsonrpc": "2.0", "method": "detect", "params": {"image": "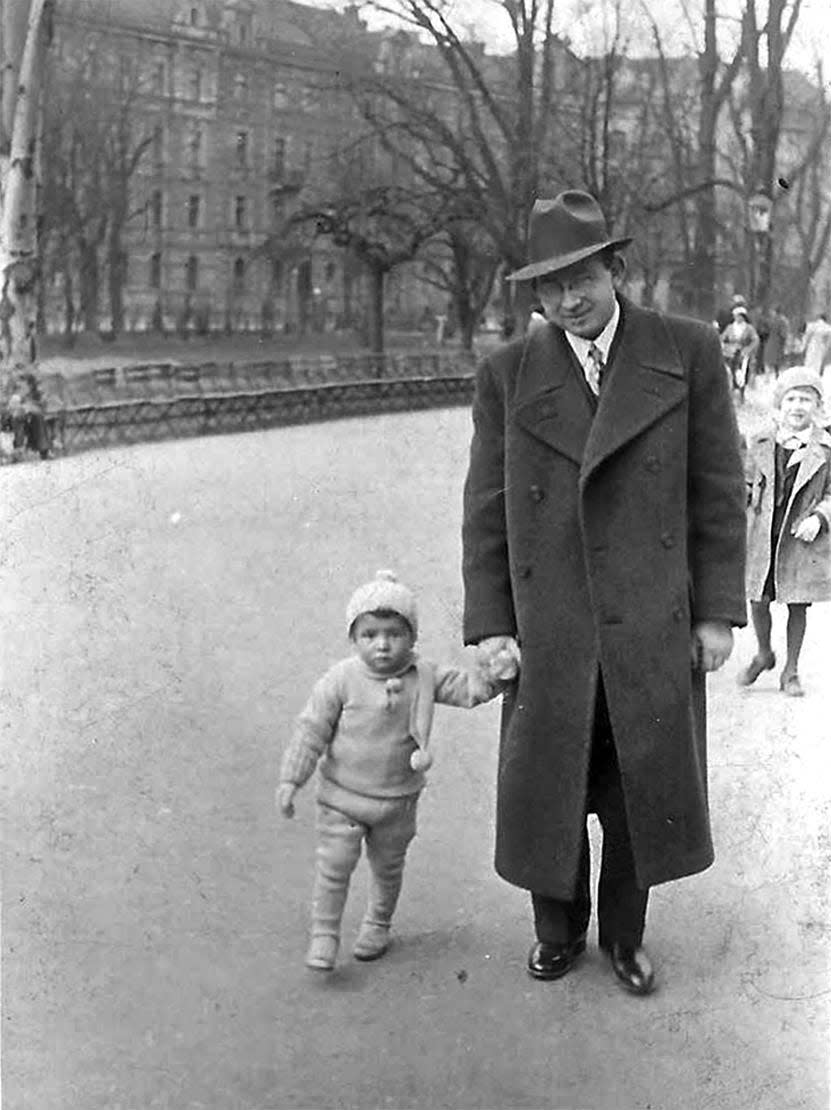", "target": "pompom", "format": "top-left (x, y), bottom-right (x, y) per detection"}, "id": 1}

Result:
top-left (410, 748), bottom-right (433, 772)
